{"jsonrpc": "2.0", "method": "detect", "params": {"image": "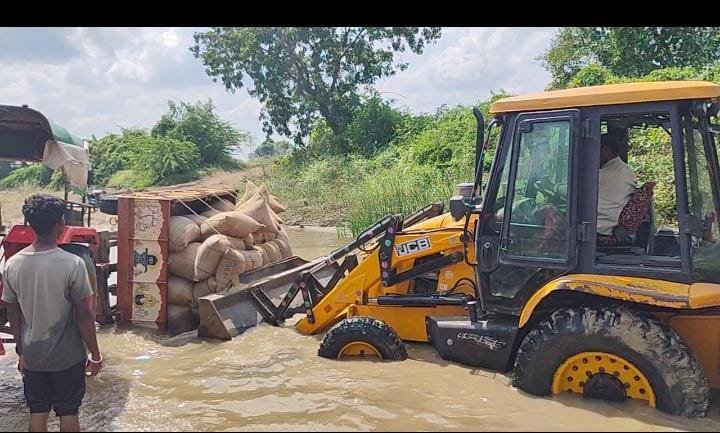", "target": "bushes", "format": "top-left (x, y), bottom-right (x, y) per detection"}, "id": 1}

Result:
top-left (342, 96), bottom-right (405, 156)
top-left (0, 165), bottom-right (56, 189)
top-left (106, 169), bottom-right (154, 189)
top-left (83, 99), bottom-right (249, 189)
top-left (306, 95), bottom-right (407, 158)
top-left (133, 135), bottom-right (201, 185)
top-left (401, 105), bottom-right (476, 170)
top-left (262, 99), bottom-right (486, 234)
top-left (628, 128), bottom-right (677, 227)
top-left (88, 130), bottom-right (138, 186)
top-left (89, 128), bottom-right (201, 189)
